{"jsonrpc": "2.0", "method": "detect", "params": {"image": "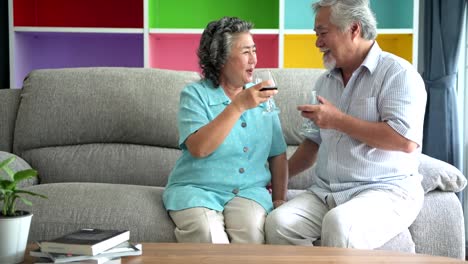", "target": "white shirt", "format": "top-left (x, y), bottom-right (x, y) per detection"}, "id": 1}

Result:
top-left (306, 42), bottom-right (427, 205)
